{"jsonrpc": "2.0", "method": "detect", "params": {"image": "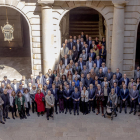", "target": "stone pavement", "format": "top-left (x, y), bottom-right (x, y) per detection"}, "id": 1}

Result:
top-left (0, 110), bottom-right (140, 140)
